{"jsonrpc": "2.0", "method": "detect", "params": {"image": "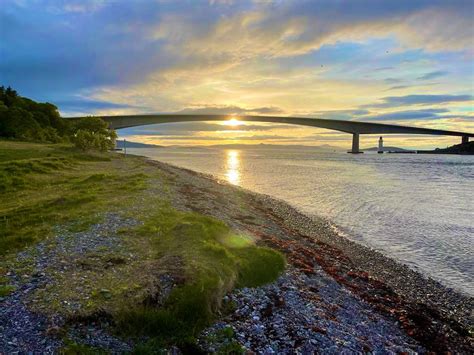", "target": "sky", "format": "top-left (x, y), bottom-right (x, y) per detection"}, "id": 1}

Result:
top-left (1, 0), bottom-right (473, 149)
